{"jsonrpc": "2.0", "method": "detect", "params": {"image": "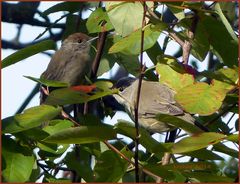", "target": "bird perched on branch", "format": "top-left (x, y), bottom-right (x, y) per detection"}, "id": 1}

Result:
top-left (41, 33), bottom-right (96, 86)
top-left (113, 77), bottom-right (195, 133)
top-left (40, 33), bottom-right (97, 103)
